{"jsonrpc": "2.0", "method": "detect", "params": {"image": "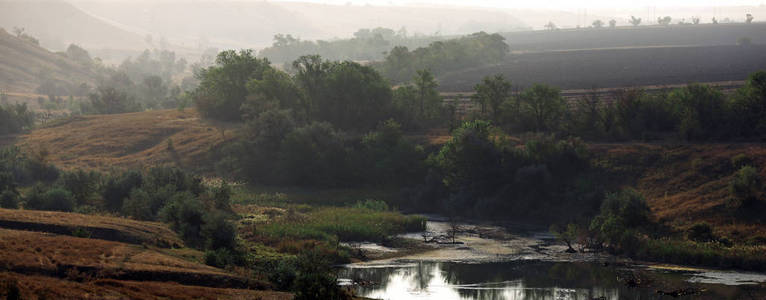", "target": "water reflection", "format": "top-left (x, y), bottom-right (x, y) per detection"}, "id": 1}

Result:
top-left (340, 261), bottom-right (636, 300)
